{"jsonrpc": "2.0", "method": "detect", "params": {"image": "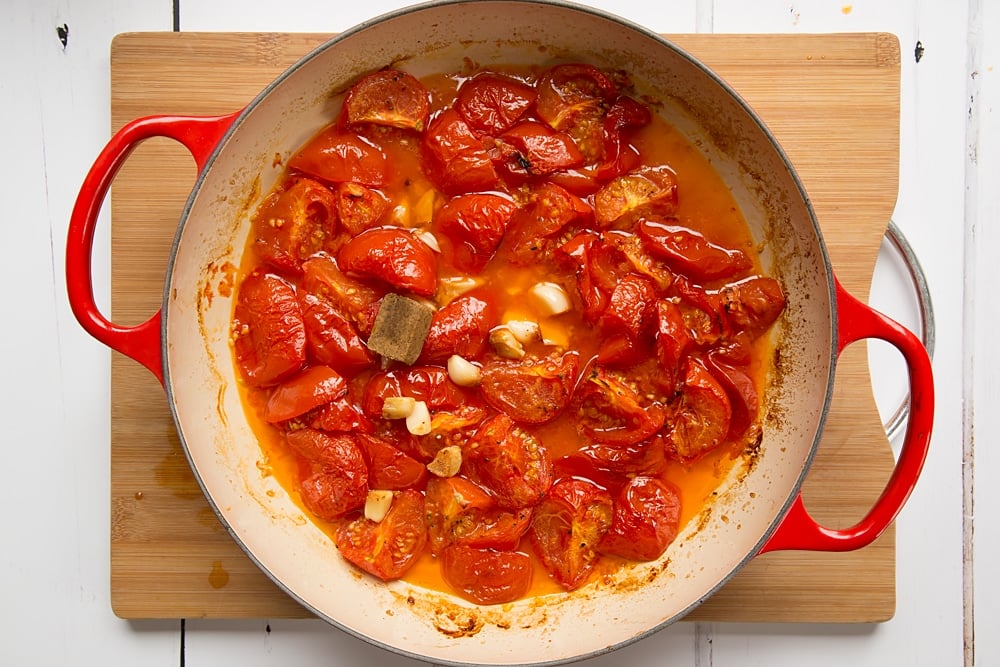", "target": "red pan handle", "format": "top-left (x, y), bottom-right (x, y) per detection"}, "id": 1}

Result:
top-left (66, 112), bottom-right (240, 385)
top-left (759, 276), bottom-right (934, 553)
